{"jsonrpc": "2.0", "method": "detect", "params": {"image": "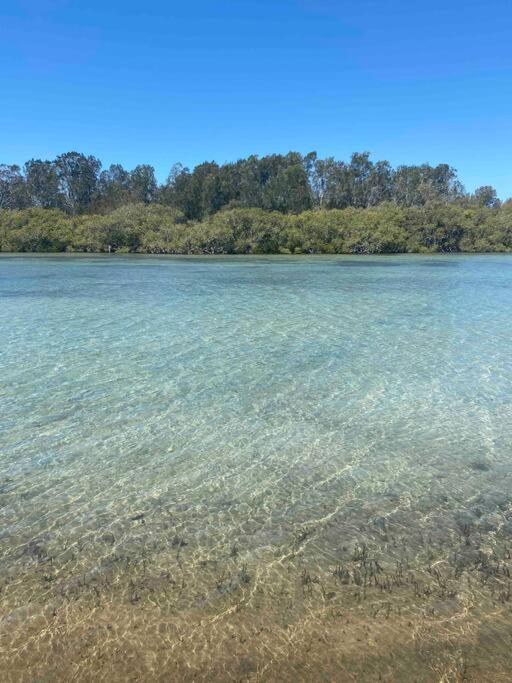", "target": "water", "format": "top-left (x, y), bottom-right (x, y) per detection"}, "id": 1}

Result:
top-left (1, 254), bottom-right (512, 681)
